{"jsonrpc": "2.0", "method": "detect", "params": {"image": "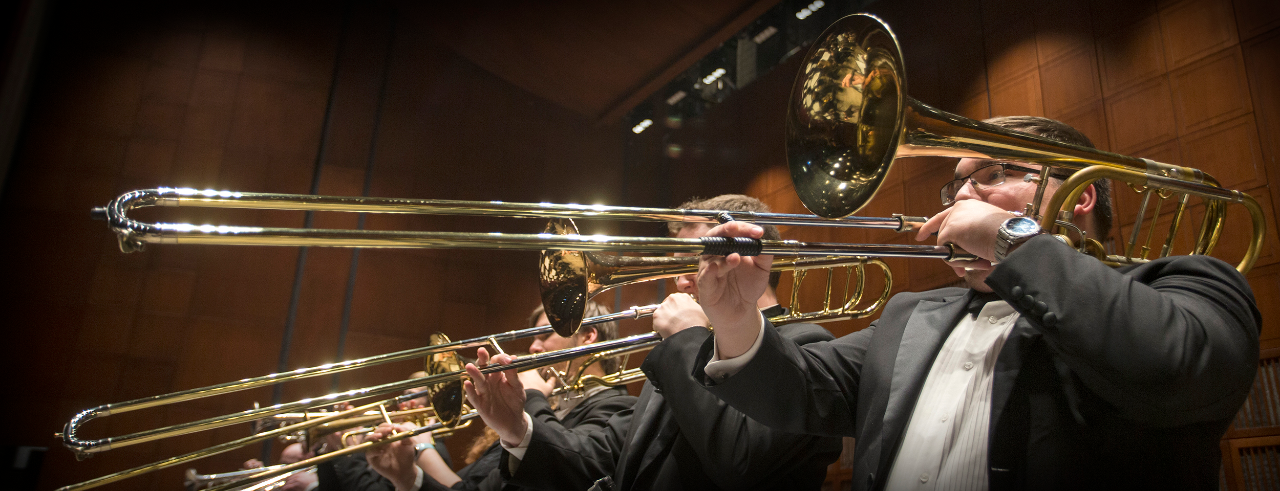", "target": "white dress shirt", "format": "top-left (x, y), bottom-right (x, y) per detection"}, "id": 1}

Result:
top-left (705, 301), bottom-right (1020, 490)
